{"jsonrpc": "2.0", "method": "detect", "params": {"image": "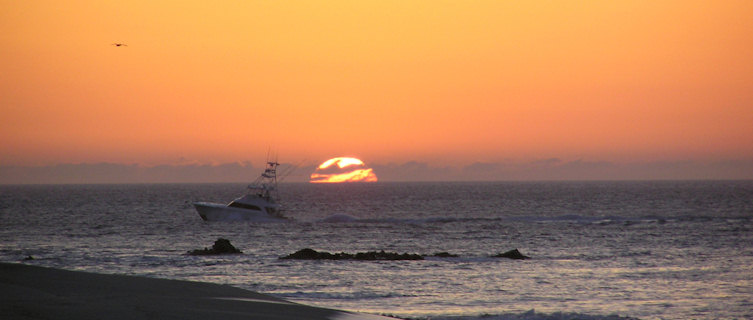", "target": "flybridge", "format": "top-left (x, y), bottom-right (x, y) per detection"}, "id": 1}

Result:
top-left (249, 161), bottom-right (280, 203)
top-left (261, 161), bottom-right (279, 178)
